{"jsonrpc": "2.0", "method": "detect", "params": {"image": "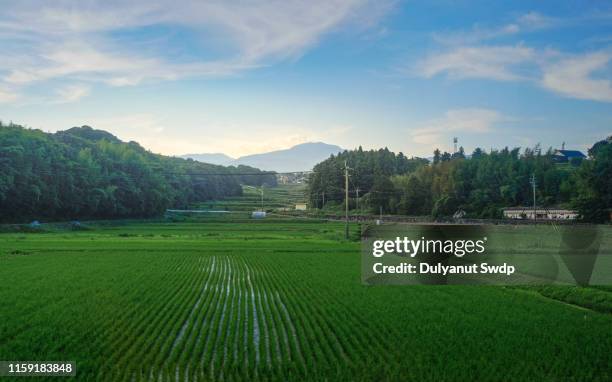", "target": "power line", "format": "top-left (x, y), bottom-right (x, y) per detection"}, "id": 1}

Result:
top-left (530, 173), bottom-right (537, 221)
top-left (18, 169), bottom-right (306, 177)
top-left (3, 160), bottom-right (312, 177)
